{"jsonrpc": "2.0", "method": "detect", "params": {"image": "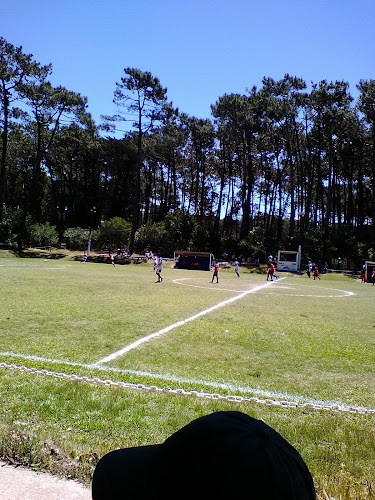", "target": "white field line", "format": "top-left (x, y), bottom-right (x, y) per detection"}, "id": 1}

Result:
top-left (96, 278), bottom-right (285, 364)
top-left (173, 278), bottom-right (355, 298)
top-left (261, 290), bottom-right (355, 298)
top-left (173, 278), bottom-right (244, 293)
top-left (0, 264), bottom-right (70, 269)
top-left (2, 351), bottom-right (374, 413)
